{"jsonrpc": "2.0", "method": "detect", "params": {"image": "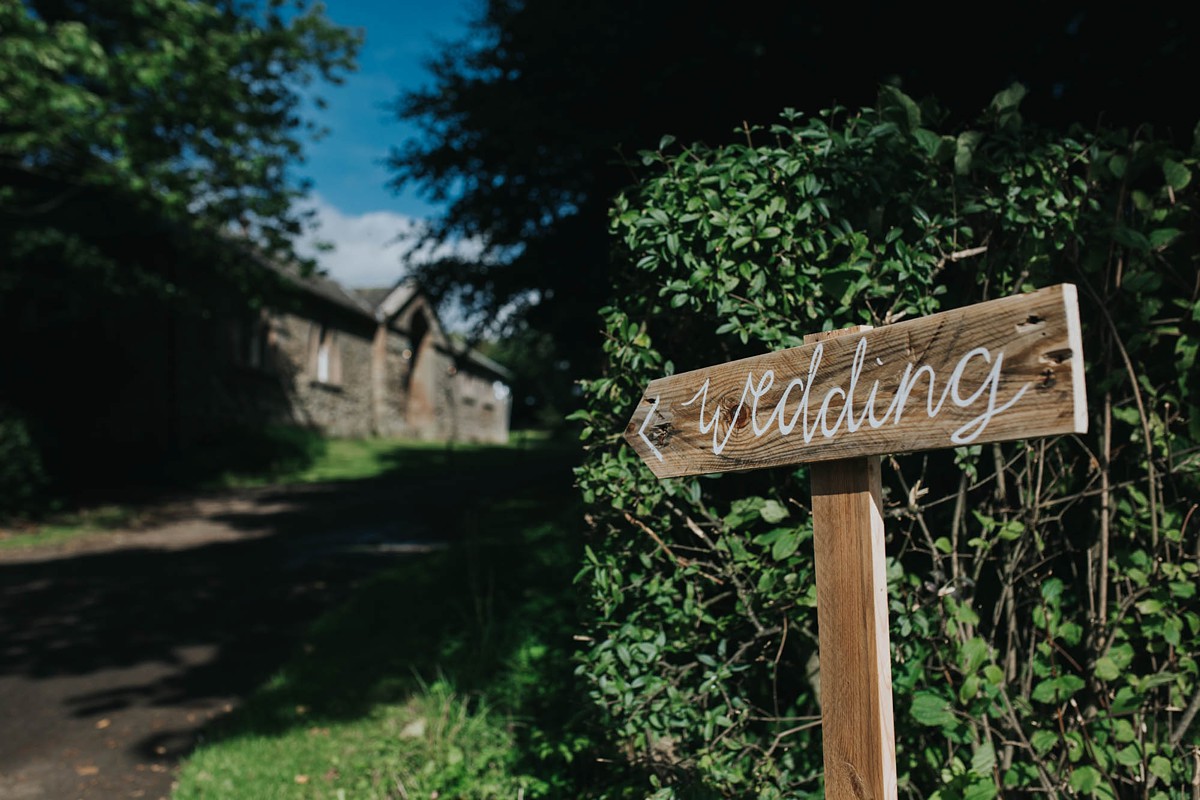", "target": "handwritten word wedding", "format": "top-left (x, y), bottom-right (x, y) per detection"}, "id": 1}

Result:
top-left (640, 336), bottom-right (1030, 462)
